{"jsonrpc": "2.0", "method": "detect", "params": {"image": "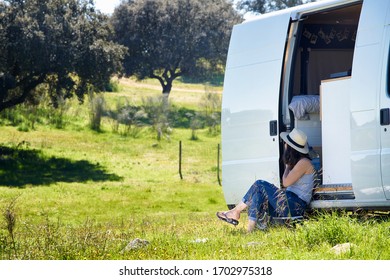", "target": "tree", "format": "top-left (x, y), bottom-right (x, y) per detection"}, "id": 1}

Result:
top-left (111, 0), bottom-right (242, 96)
top-left (237, 0), bottom-right (316, 14)
top-left (0, 0), bottom-right (127, 112)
